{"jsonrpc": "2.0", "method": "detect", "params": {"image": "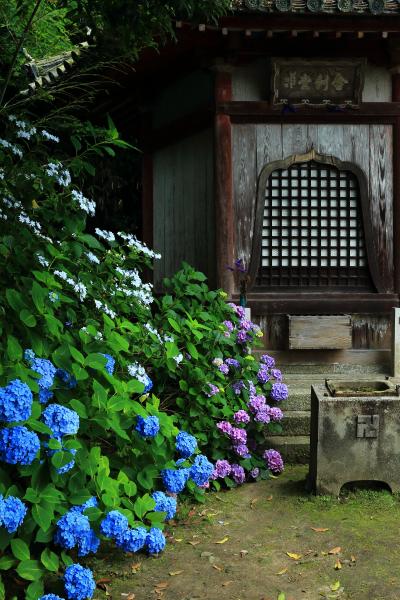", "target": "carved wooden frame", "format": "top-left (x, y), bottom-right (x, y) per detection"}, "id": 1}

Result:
top-left (248, 148), bottom-right (384, 293)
